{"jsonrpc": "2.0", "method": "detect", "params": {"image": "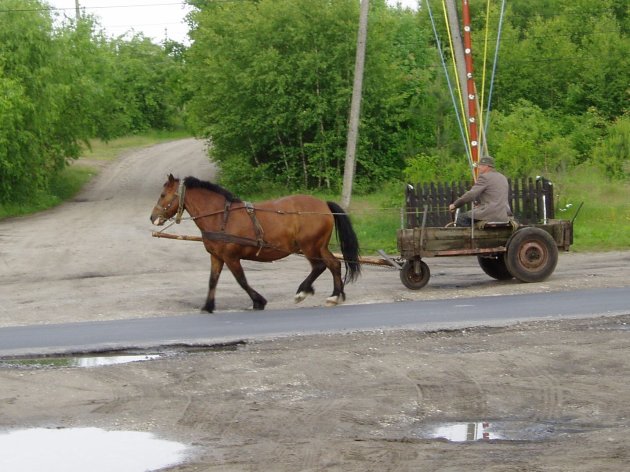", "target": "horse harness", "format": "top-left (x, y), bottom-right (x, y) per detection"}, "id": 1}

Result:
top-left (202, 199), bottom-right (267, 255)
top-left (161, 180), bottom-right (268, 254)
top-left (155, 180), bottom-right (186, 223)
